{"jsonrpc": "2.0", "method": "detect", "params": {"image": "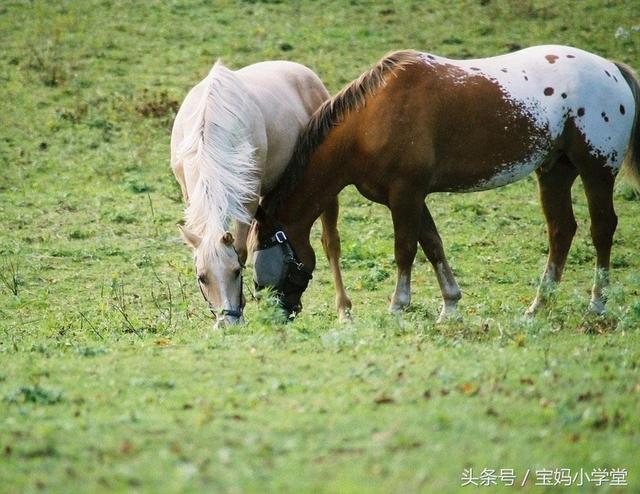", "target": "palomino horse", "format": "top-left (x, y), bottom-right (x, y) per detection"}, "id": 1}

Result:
top-left (253, 46), bottom-right (639, 322)
top-left (171, 60), bottom-right (352, 326)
